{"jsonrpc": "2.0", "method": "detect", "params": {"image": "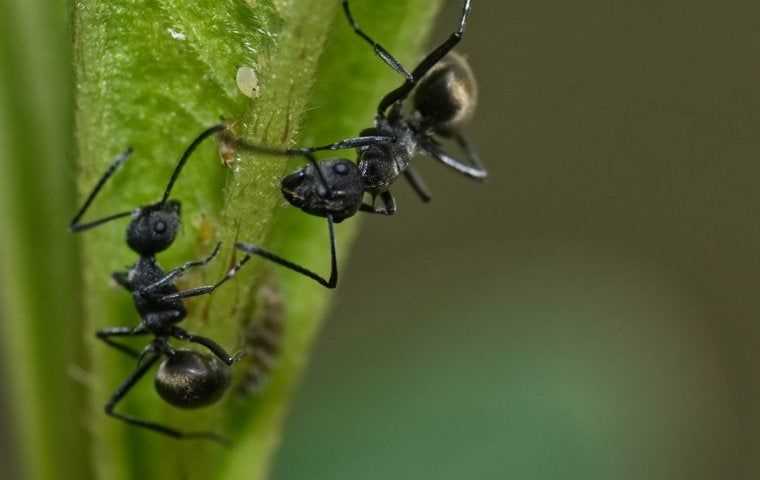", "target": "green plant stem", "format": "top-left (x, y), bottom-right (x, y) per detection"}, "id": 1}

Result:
top-left (221, 3), bottom-right (443, 477)
top-left (0, 1), bottom-right (88, 480)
